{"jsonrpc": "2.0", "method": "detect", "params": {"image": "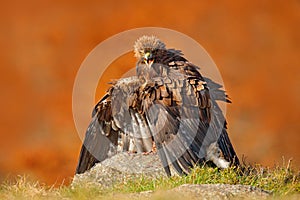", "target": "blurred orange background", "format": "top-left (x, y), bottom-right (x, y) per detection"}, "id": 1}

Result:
top-left (0, 0), bottom-right (299, 185)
